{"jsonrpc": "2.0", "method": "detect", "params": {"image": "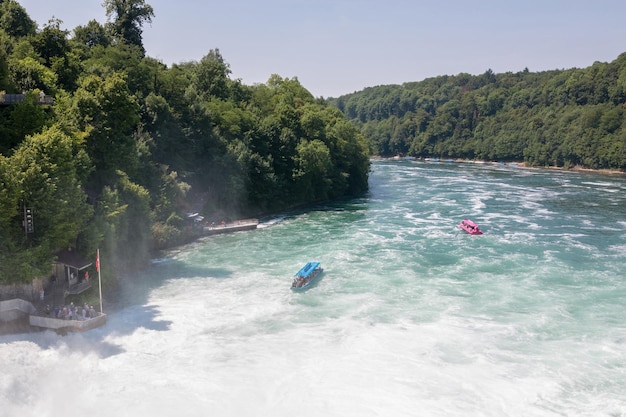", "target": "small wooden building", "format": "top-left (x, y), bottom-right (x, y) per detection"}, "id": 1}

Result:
top-left (54, 248), bottom-right (93, 293)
